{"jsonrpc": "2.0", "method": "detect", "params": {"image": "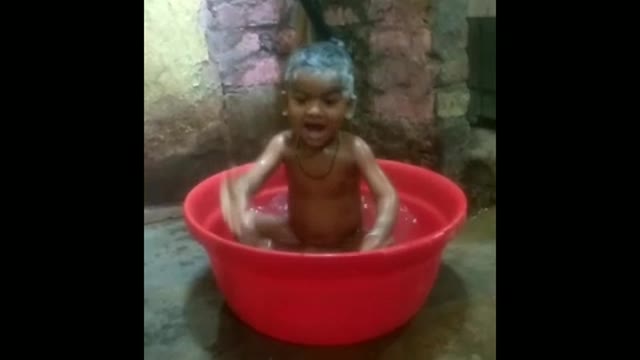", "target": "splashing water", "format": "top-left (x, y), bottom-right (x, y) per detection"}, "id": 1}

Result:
top-left (360, 193), bottom-right (419, 244)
